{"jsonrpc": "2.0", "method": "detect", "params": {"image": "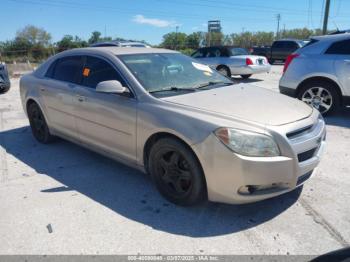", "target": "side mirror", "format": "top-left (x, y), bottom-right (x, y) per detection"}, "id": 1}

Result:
top-left (96, 80), bottom-right (127, 94)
